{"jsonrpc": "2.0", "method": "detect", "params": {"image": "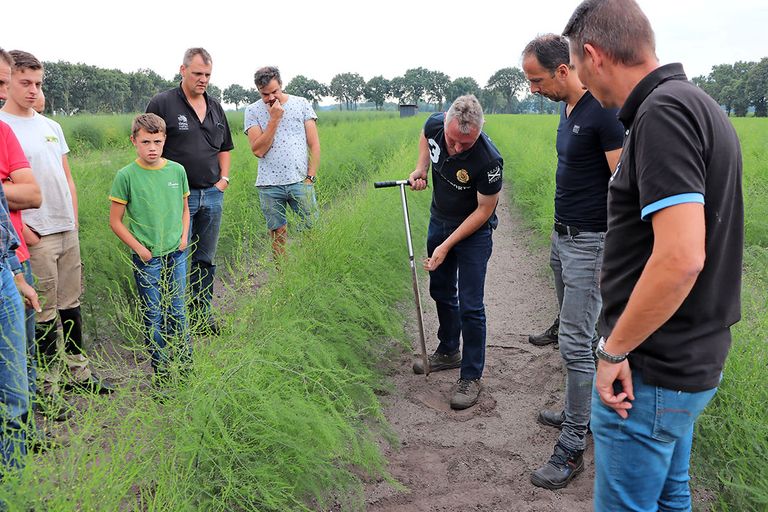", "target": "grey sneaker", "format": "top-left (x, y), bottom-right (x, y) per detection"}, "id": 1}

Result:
top-left (528, 318), bottom-right (559, 346)
top-left (413, 350), bottom-right (462, 375)
top-left (530, 443), bottom-right (584, 490)
top-left (450, 378), bottom-right (482, 410)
